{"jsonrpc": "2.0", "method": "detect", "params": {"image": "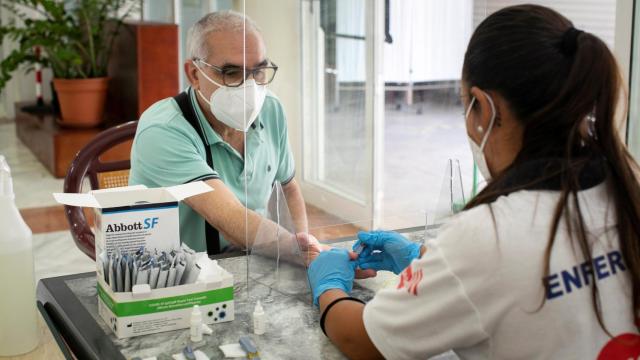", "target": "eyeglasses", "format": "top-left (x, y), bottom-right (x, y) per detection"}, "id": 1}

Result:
top-left (195, 59), bottom-right (278, 87)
